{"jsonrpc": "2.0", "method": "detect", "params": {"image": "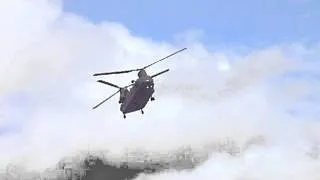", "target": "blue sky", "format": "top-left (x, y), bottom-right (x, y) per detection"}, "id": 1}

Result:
top-left (63, 0), bottom-right (320, 47)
